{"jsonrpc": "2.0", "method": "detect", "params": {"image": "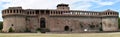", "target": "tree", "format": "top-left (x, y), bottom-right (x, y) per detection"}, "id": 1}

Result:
top-left (9, 27), bottom-right (14, 32)
top-left (25, 28), bottom-right (31, 32)
top-left (118, 18), bottom-right (120, 29)
top-left (36, 28), bottom-right (50, 33)
top-left (0, 21), bottom-right (3, 30)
